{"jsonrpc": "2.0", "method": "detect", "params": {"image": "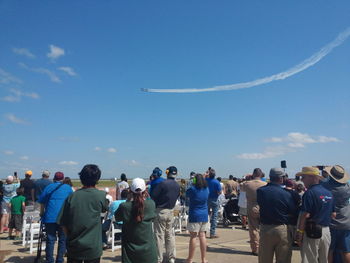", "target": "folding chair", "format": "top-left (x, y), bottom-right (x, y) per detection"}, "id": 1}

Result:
top-left (22, 211), bottom-right (40, 247)
top-left (108, 219), bottom-right (122, 252)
